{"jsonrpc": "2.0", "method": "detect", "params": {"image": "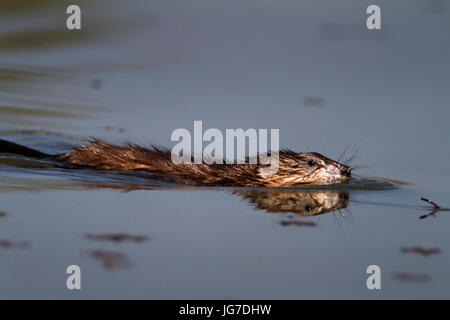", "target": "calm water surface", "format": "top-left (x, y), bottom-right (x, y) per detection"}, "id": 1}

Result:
top-left (0, 0), bottom-right (449, 299)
